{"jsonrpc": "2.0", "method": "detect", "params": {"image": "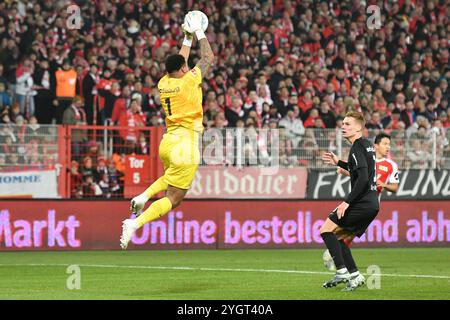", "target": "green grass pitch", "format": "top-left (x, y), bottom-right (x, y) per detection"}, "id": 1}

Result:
top-left (0, 248), bottom-right (449, 300)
